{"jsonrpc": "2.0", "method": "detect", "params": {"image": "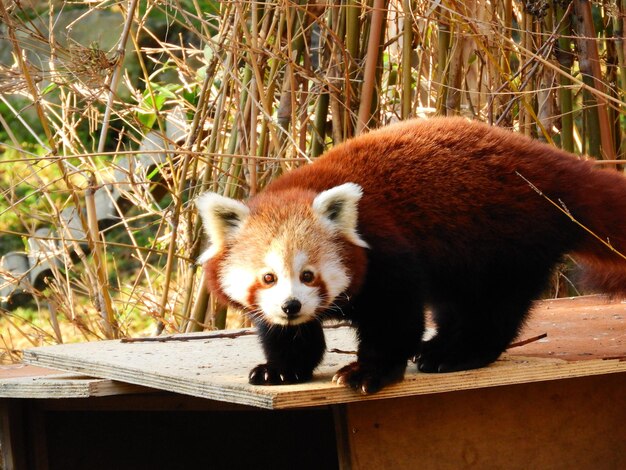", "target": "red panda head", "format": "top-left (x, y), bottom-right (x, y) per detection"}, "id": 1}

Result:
top-left (195, 183), bottom-right (369, 326)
